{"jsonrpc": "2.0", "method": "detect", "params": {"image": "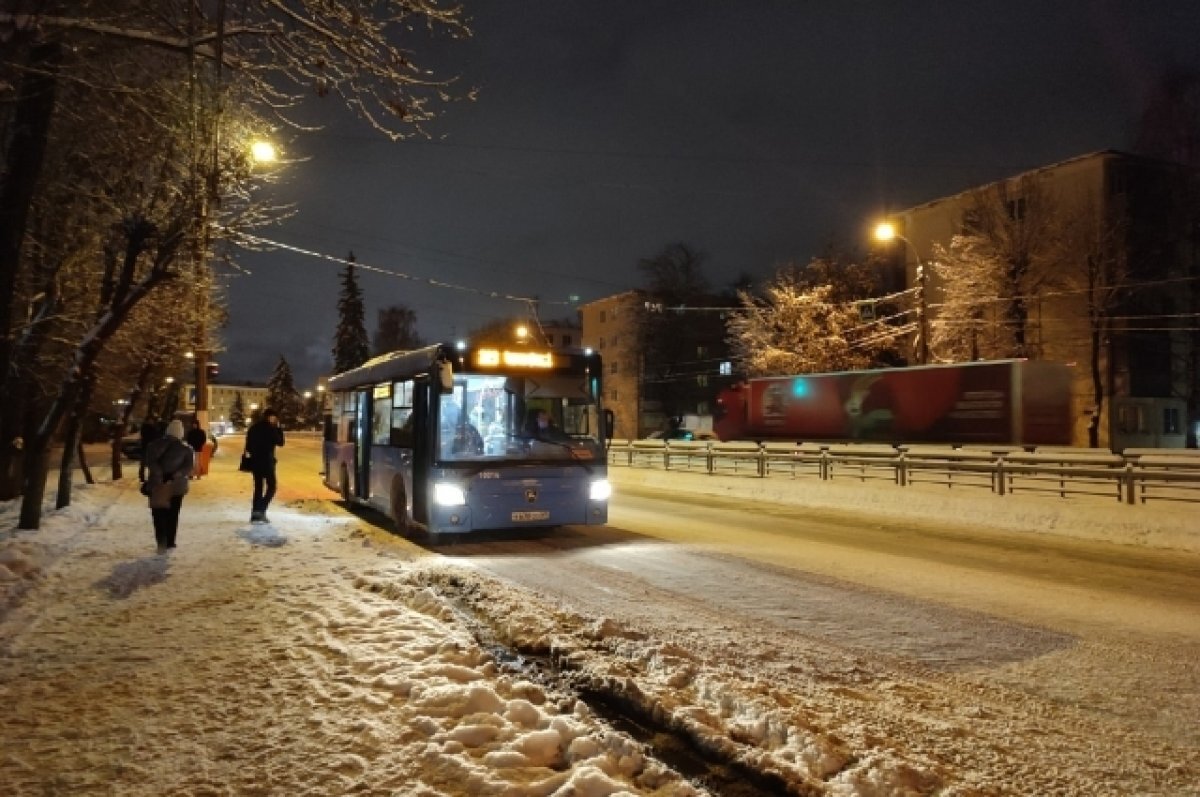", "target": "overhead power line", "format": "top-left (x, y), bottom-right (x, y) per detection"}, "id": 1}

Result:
top-left (228, 231), bottom-right (575, 307)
